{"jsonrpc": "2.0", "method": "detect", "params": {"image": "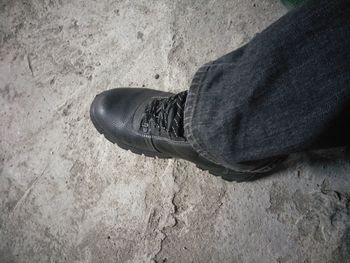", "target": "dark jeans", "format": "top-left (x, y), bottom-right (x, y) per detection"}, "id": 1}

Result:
top-left (184, 0), bottom-right (350, 170)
